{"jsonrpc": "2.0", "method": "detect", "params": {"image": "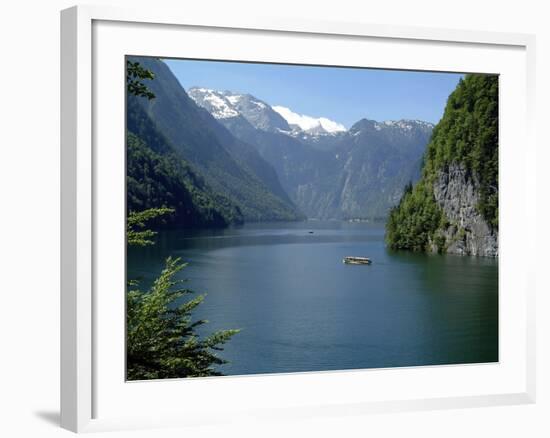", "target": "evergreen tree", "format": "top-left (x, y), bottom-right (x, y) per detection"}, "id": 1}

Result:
top-left (126, 208), bottom-right (240, 380)
top-left (127, 207), bottom-right (174, 247)
top-left (126, 66), bottom-right (239, 380)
